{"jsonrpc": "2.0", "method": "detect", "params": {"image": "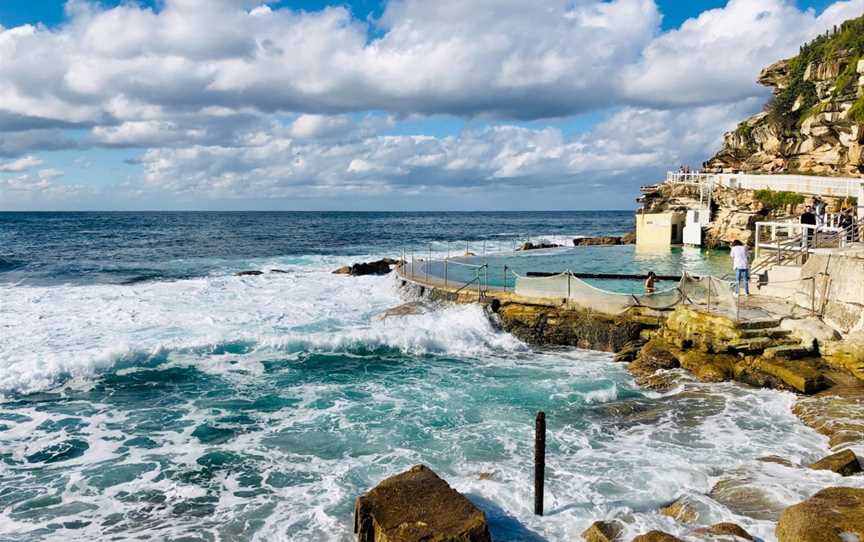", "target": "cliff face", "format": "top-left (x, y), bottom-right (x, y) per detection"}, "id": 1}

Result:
top-left (707, 16), bottom-right (864, 176)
